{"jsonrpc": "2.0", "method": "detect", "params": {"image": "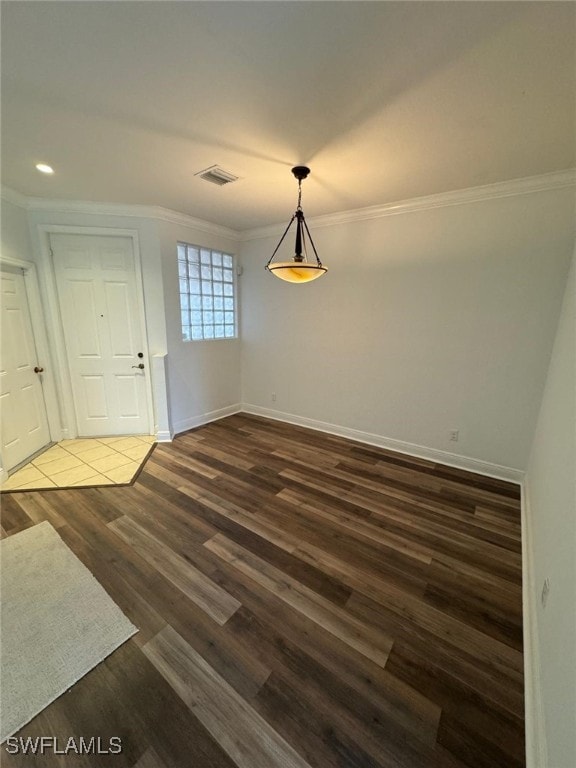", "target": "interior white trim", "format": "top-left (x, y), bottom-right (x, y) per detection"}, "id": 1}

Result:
top-left (521, 481), bottom-right (548, 768)
top-left (173, 404), bottom-right (242, 436)
top-left (151, 353), bottom-right (172, 442)
top-left (147, 206), bottom-right (238, 240)
top-left (3, 168), bottom-right (574, 243)
top-left (129, 229), bottom-right (157, 439)
top-left (241, 403), bottom-right (525, 483)
top-left (20, 196), bottom-right (237, 241)
top-left (241, 169), bottom-right (576, 241)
